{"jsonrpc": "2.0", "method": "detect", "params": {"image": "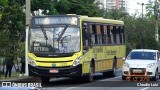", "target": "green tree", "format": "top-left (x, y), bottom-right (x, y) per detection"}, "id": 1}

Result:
top-left (67, 0), bottom-right (100, 16)
top-left (30, 0), bottom-right (101, 16)
top-left (31, 0), bottom-right (58, 15)
top-left (104, 9), bottom-right (129, 20)
top-left (0, 2), bottom-right (25, 59)
top-left (124, 15), bottom-right (158, 50)
top-left (0, 0), bottom-right (8, 7)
